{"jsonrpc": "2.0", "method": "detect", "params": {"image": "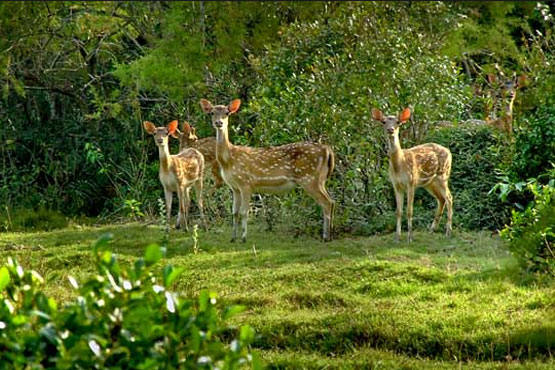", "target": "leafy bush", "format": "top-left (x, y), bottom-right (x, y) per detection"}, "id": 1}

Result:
top-left (500, 180), bottom-right (555, 274)
top-left (0, 235), bottom-right (262, 369)
top-left (511, 106), bottom-right (555, 181)
top-left (245, 2), bottom-right (473, 235)
top-left (425, 124), bottom-right (513, 230)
